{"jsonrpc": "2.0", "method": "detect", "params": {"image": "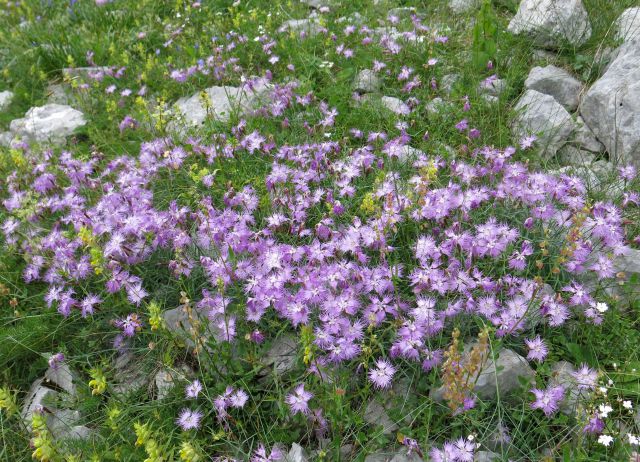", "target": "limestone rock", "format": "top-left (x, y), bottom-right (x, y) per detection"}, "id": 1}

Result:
top-left (524, 65), bottom-right (583, 111)
top-left (21, 379), bottom-right (58, 424)
top-left (512, 89), bottom-right (576, 158)
top-left (364, 449), bottom-right (423, 462)
top-left (10, 104), bottom-right (86, 144)
top-left (0, 90), bottom-right (14, 111)
top-left (44, 363), bottom-right (77, 397)
top-left (426, 97), bottom-right (446, 114)
top-left (174, 80), bottom-right (271, 127)
top-left (261, 334), bottom-right (298, 376)
top-left (284, 443), bottom-right (309, 462)
top-left (558, 145), bottom-right (596, 166)
top-left (475, 451), bottom-right (500, 462)
top-left (581, 40), bottom-right (640, 166)
top-left (380, 96), bottom-right (411, 115)
top-left (572, 116), bottom-right (604, 153)
top-left (364, 378), bottom-right (413, 435)
top-left (507, 0), bottom-right (591, 48)
top-left (353, 69), bottom-right (382, 94)
top-left (615, 7), bottom-right (640, 43)
top-left (441, 74), bottom-right (460, 95)
top-left (450, 0), bottom-right (480, 14)
top-left (47, 410), bottom-right (91, 441)
top-left (112, 351), bottom-right (149, 396)
top-left (280, 18), bottom-right (323, 37)
top-left (478, 77), bottom-right (506, 98)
